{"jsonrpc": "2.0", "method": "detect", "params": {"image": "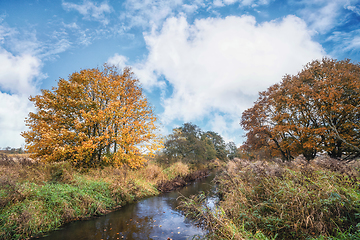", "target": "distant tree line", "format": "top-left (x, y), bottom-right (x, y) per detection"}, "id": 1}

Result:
top-left (157, 122), bottom-right (239, 165)
top-left (0, 147), bottom-right (24, 154)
